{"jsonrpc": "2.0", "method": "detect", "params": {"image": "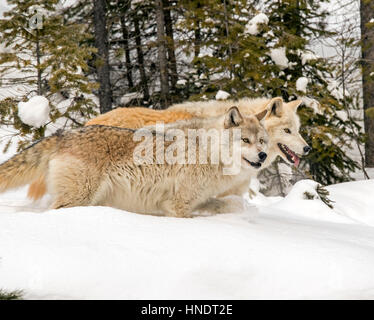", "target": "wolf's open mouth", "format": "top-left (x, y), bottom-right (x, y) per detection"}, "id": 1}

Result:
top-left (277, 143), bottom-right (300, 167)
top-left (243, 157), bottom-right (262, 169)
